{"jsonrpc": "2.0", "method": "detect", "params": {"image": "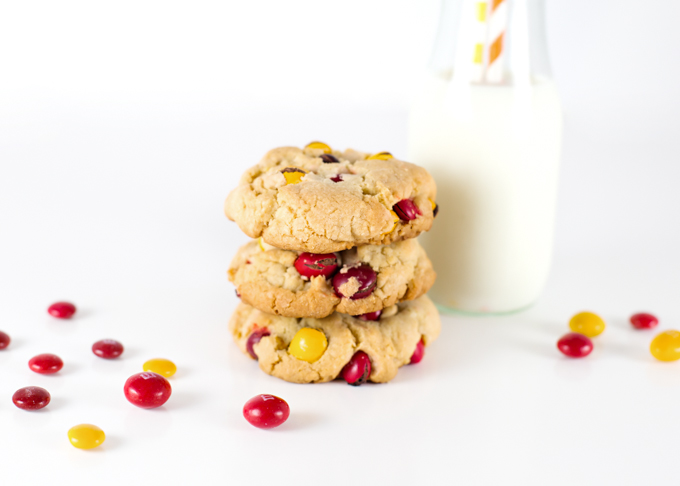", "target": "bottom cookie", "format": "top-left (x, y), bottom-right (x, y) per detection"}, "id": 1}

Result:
top-left (228, 295), bottom-right (441, 384)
